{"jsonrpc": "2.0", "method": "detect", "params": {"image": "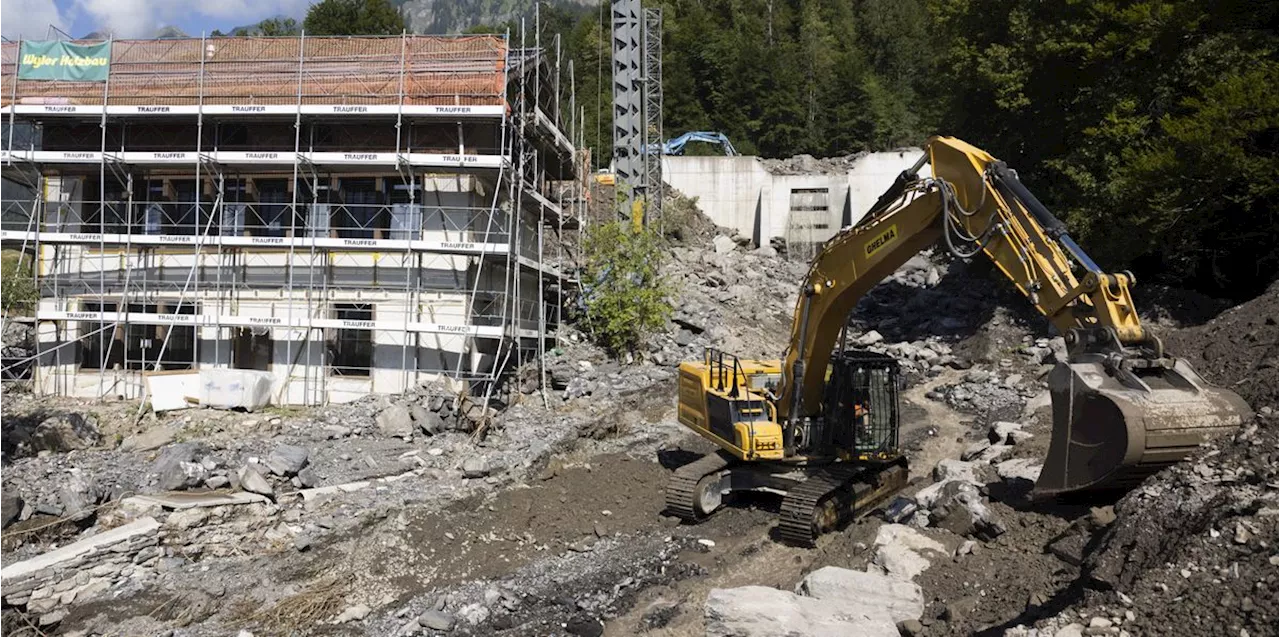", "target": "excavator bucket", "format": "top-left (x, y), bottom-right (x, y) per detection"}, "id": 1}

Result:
top-left (1035, 358), bottom-right (1252, 496)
